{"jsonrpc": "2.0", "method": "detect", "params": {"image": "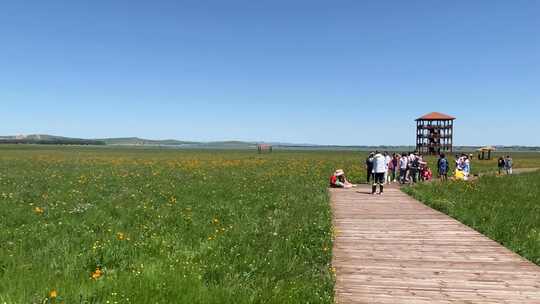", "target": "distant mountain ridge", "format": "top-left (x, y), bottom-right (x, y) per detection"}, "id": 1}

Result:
top-left (0, 134), bottom-right (539, 151)
top-left (97, 137), bottom-right (199, 146)
top-left (0, 134), bottom-right (105, 145)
